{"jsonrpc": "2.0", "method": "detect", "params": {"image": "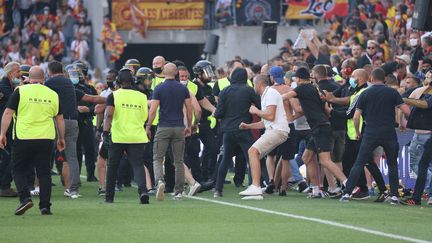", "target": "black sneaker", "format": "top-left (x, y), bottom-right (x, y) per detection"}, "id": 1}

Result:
top-left (98, 188), bottom-right (106, 196)
top-left (374, 191), bottom-right (389, 203)
top-left (400, 198), bottom-right (421, 206)
top-left (104, 197), bottom-right (114, 203)
top-left (140, 193), bottom-right (149, 204)
top-left (298, 181), bottom-right (308, 193)
top-left (123, 183), bottom-right (132, 188)
top-left (40, 208), bottom-right (52, 215)
top-left (15, 200), bottom-right (33, 215)
top-left (351, 190), bottom-right (370, 200)
top-left (265, 181), bottom-right (275, 194)
top-left (328, 190), bottom-right (342, 199)
top-left (279, 190), bottom-right (287, 196)
top-left (87, 176), bottom-right (98, 182)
